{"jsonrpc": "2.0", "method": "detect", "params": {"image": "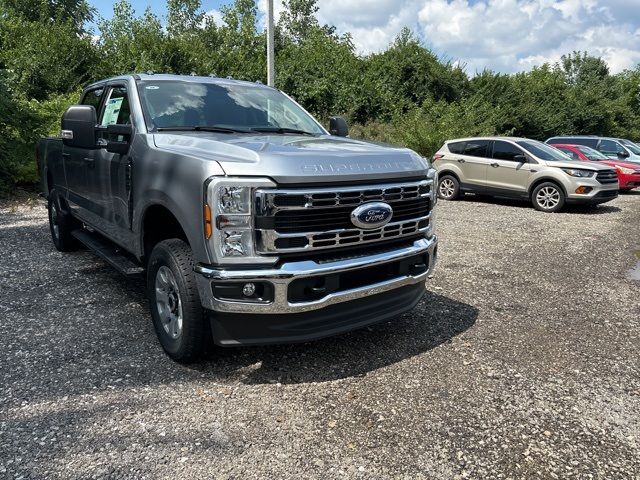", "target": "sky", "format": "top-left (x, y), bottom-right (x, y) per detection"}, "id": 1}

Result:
top-left (90, 0), bottom-right (640, 74)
